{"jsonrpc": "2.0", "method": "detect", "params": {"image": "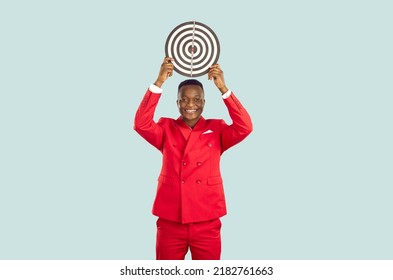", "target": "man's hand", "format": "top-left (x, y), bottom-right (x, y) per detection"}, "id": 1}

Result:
top-left (154, 57), bottom-right (174, 88)
top-left (208, 64), bottom-right (229, 94)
